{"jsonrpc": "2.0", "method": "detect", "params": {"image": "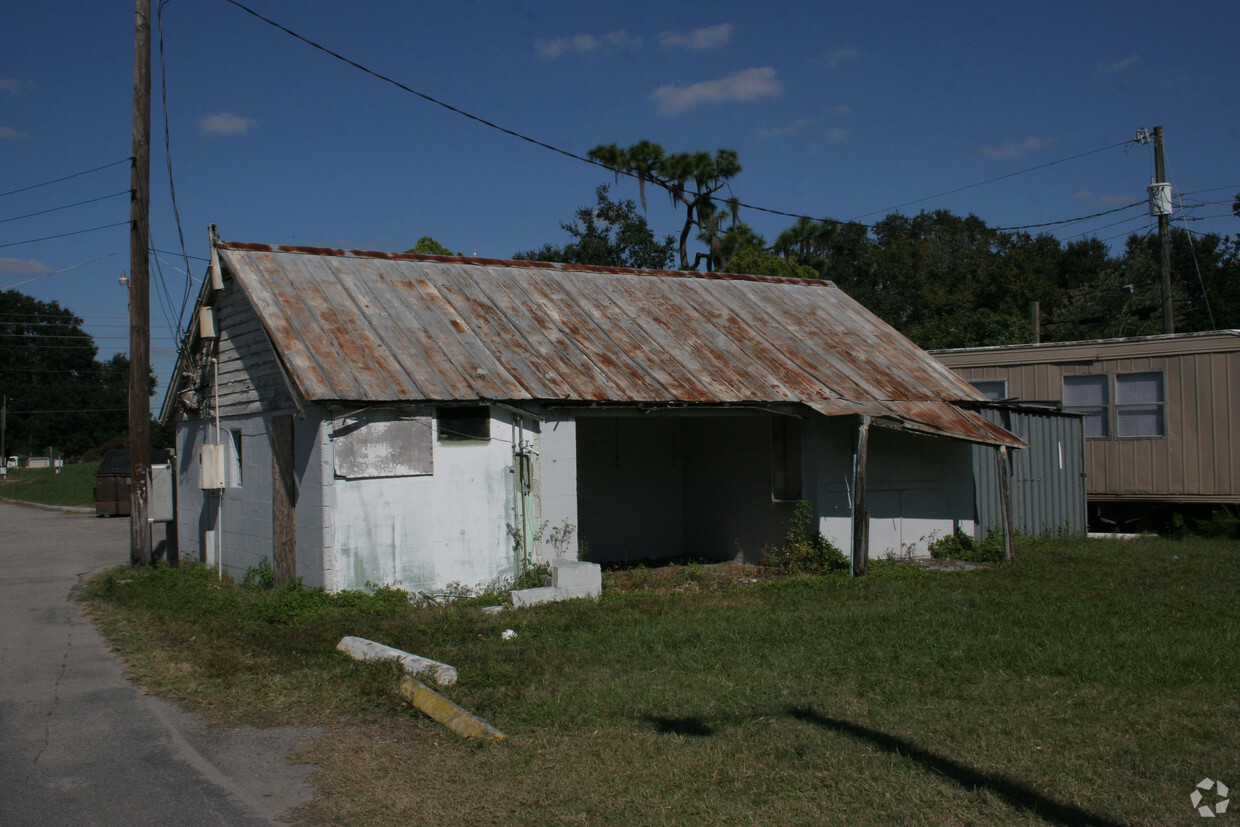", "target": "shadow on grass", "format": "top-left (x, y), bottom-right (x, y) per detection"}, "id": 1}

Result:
top-left (643, 715), bottom-right (715, 737)
top-left (787, 707), bottom-right (1123, 827)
